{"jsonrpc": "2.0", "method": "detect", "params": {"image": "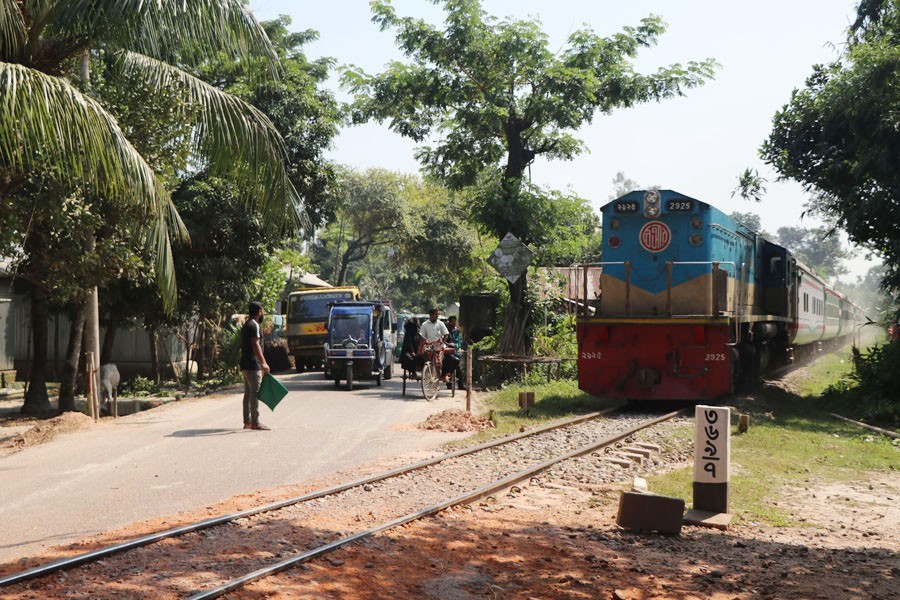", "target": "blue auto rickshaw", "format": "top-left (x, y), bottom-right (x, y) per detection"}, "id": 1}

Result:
top-left (325, 301), bottom-right (392, 390)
